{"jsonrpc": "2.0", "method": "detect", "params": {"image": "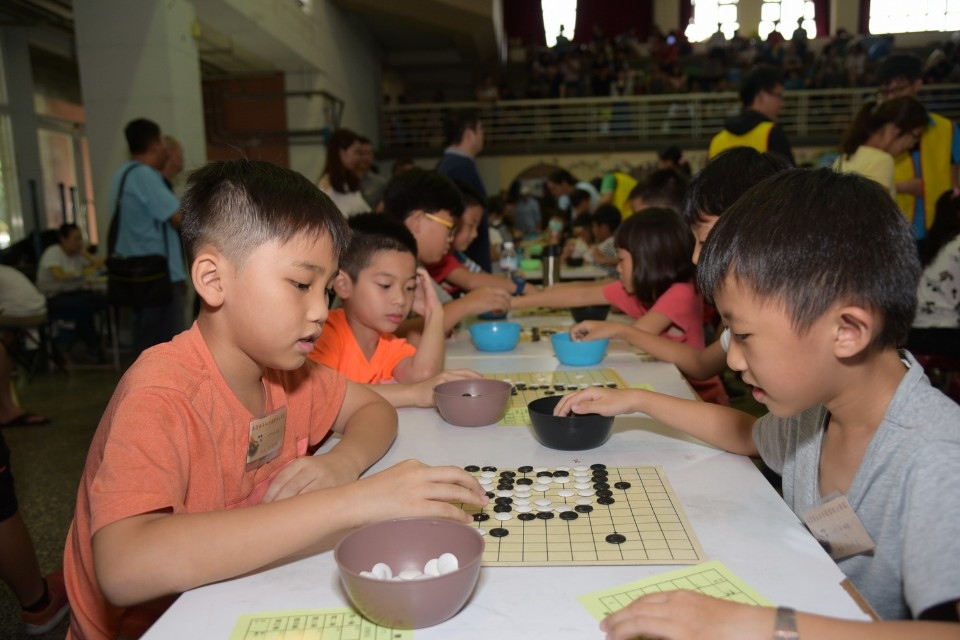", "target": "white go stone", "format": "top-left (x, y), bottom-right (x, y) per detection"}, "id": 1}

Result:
top-left (553, 476), bottom-right (571, 484)
top-left (555, 505), bottom-right (573, 513)
top-left (514, 498), bottom-right (531, 506)
top-left (557, 489), bottom-right (575, 497)
top-left (496, 490), bottom-right (513, 497)
top-left (494, 512), bottom-right (513, 521)
top-left (578, 489), bottom-right (595, 497)
top-left (437, 553), bottom-right (459, 574)
top-left (371, 563), bottom-right (392, 580)
top-left (515, 505), bottom-right (533, 513)
top-left (399, 569), bottom-right (423, 581)
top-left (480, 471), bottom-right (497, 479)
top-left (556, 466), bottom-right (570, 471)
top-left (532, 484), bottom-right (551, 492)
top-left (534, 498), bottom-right (552, 506)
top-left (423, 558), bottom-right (440, 577)
top-left (576, 497), bottom-right (593, 505)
